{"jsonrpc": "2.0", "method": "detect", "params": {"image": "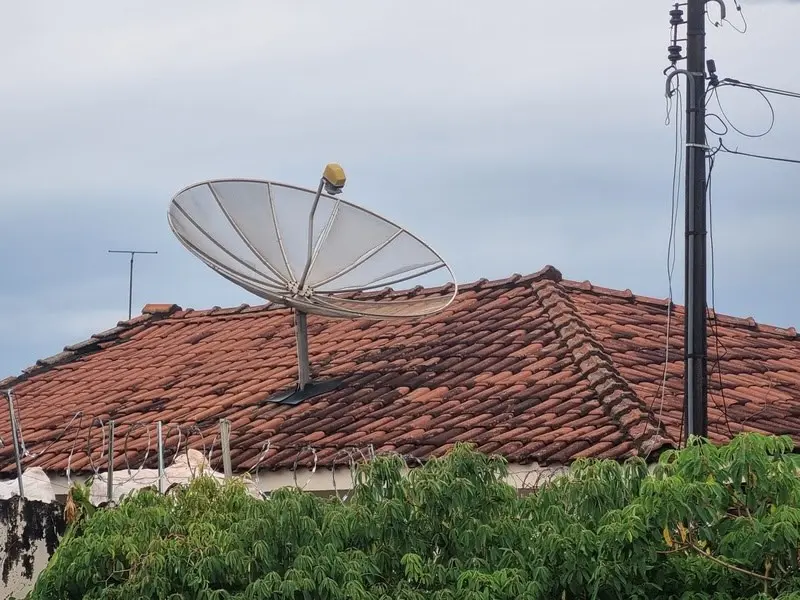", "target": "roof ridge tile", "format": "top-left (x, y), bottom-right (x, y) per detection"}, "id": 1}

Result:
top-left (207, 305), bottom-right (251, 316)
top-left (558, 277), bottom-right (798, 336)
top-left (481, 265), bottom-right (562, 290)
top-left (539, 280), bottom-right (671, 457)
top-left (142, 303), bottom-right (181, 315)
top-left (752, 322), bottom-right (798, 338)
top-left (91, 325), bottom-right (130, 341)
top-left (115, 267), bottom-right (563, 324)
top-left (560, 279), bottom-right (672, 308)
